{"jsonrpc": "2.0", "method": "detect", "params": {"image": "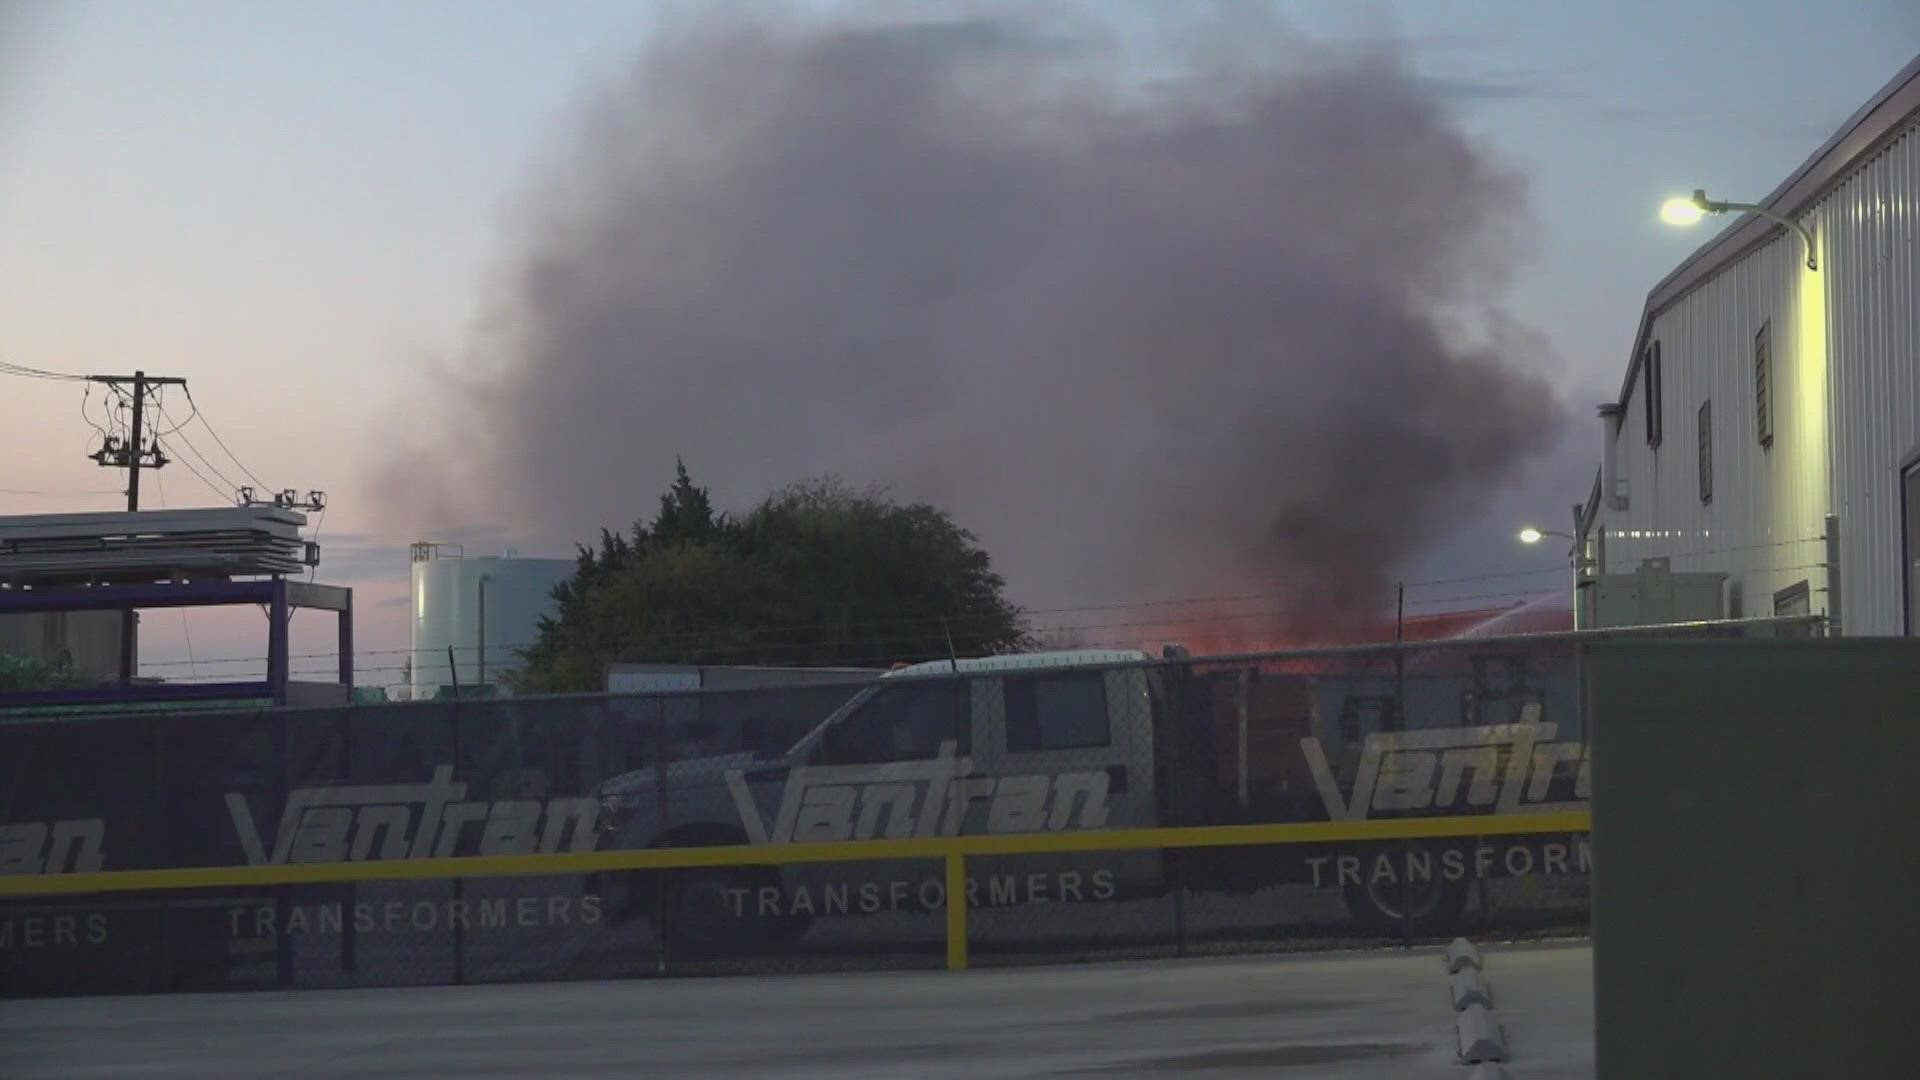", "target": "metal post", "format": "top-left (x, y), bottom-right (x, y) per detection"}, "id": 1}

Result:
top-left (274, 712), bottom-right (292, 988)
top-left (1395, 585), bottom-right (1413, 945)
top-left (447, 627), bottom-right (465, 987)
top-left (1171, 849), bottom-right (1188, 958)
top-left (477, 575), bottom-right (490, 687)
top-left (1168, 659), bottom-right (1189, 958)
top-left (1824, 513), bottom-right (1842, 636)
top-left (450, 696), bottom-right (464, 985)
top-left (338, 591), bottom-right (354, 690)
top-left (1393, 583), bottom-right (1406, 732)
top-left (150, 720), bottom-right (176, 989)
top-left (945, 675), bottom-right (971, 969)
top-left (1399, 839), bottom-right (1414, 948)
top-left (653, 699), bottom-right (672, 975)
top-left (652, 701), bottom-right (673, 834)
top-left (268, 579), bottom-right (289, 705)
top-left (1235, 668), bottom-right (1250, 809)
top-left (341, 707), bottom-right (356, 975)
top-left (945, 852), bottom-right (968, 971)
